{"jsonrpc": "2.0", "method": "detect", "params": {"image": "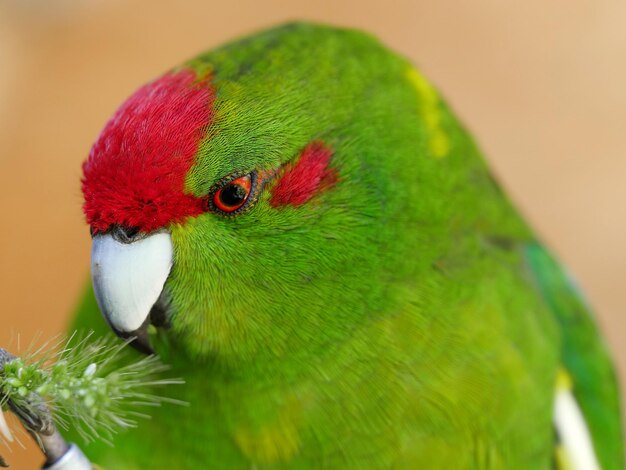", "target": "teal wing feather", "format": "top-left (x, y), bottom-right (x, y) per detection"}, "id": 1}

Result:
top-left (524, 242), bottom-right (624, 469)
